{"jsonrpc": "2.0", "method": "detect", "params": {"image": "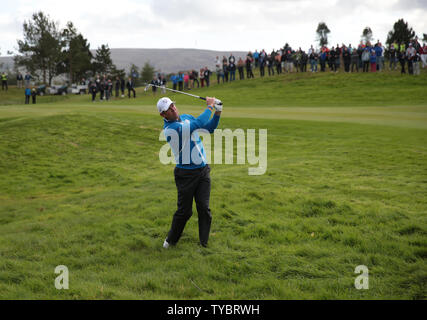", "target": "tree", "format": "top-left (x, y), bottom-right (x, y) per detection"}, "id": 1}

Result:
top-left (141, 62), bottom-right (155, 84)
top-left (316, 22), bottom-right (330, 47)
top-left (110, 65), bottom-right (126, 79)
top-left (386, 19), bottom-right (416, 47)
top-left (14, 11), bottom-right (63, 85)
top-left (92, 44), bottom-right (115, 75)
top-left (361, 27), bottom-right (373, 45)
top-left (60, 22), bottom-right (93, 83)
